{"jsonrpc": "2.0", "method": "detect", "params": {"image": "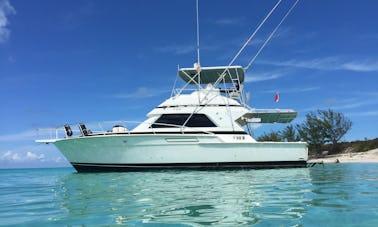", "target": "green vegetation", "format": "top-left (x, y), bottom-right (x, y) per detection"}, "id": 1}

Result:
top-left (355, 138), bottom-right (378, 152)
top-left (322, 138), bottom-right (378, 154)
top-left (257, 109), bottom-right (356, 156)
top-left (257, 131), bottom-right (282, 142)
top-left (257, 125), bottom-right (299, 142)
top-left (281, 125), bottom-right (299, 142)
top-left (297, 109), bottom-right (352, 153)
